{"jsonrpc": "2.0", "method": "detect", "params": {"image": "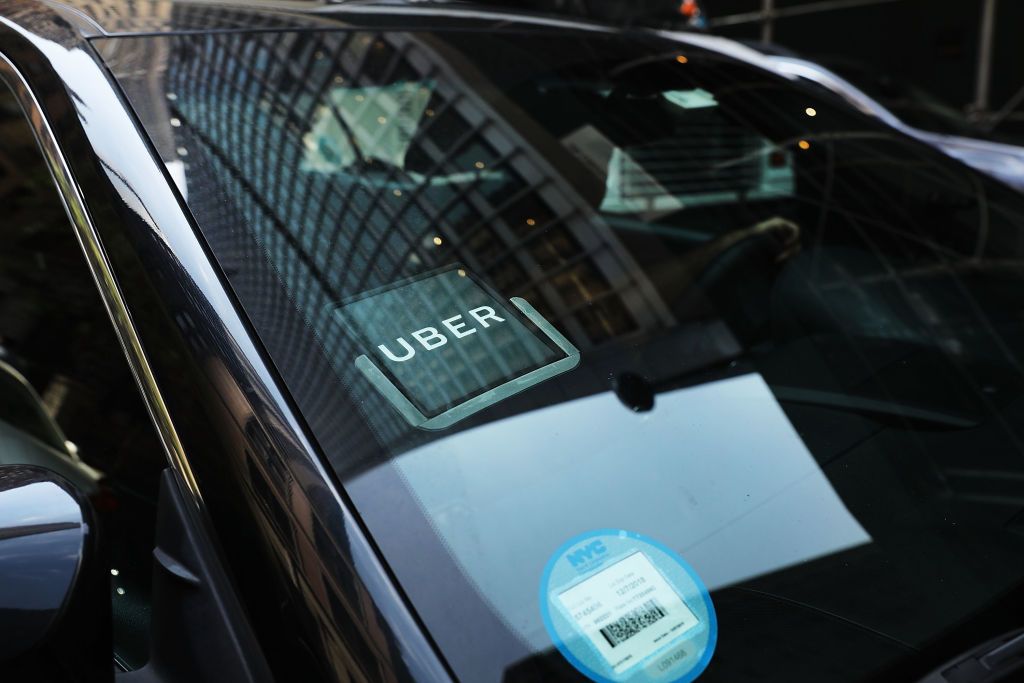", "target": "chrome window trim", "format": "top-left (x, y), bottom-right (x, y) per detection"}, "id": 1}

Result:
top-left (0, 11), bottom-right (454, 677)
top-left (0, 50), bottom-right (201, 501)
